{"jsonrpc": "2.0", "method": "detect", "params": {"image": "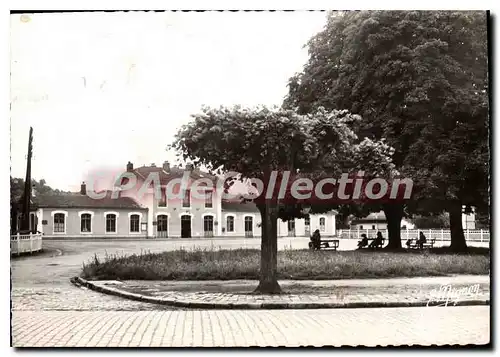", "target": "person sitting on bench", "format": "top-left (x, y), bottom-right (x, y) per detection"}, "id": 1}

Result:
top-left (357, 234), bottom-right (369, 249)
top-left (416, 232), bottom-right (427, 249)
top-left (369, 231), bottom-right (384, 249)
top-left (406, 239), bottom-right (413, 248)
top-left (311, 229), bottom-right (321, 250)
